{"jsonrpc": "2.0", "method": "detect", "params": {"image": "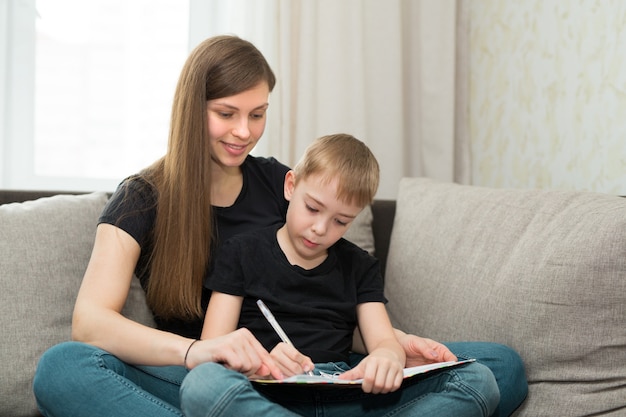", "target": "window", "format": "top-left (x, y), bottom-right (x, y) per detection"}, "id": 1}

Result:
top-left (3, 0), bottom-right (189, 190)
